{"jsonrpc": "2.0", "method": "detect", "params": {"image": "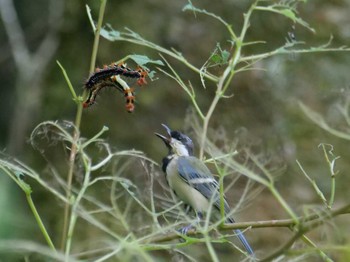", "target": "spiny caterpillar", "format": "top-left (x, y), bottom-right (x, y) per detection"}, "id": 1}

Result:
top-left (83, 62), bottom-right (148, 112)
top-left (111, 75), bottom-right (135, 112)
